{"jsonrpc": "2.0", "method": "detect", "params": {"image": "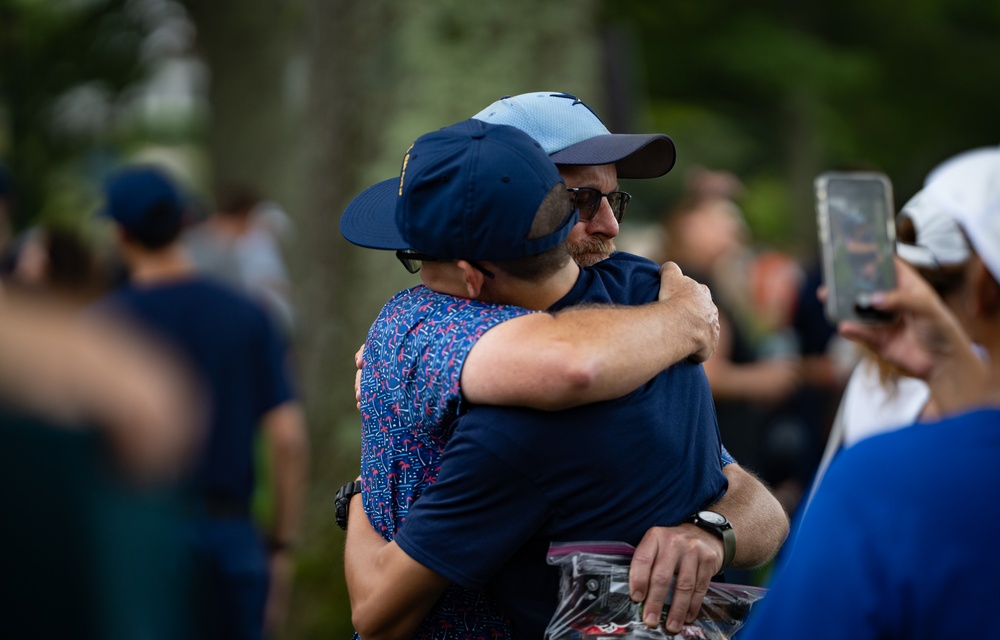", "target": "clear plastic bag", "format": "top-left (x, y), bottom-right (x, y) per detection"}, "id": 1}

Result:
top-left (545, 541), bottom-right (766, 640)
